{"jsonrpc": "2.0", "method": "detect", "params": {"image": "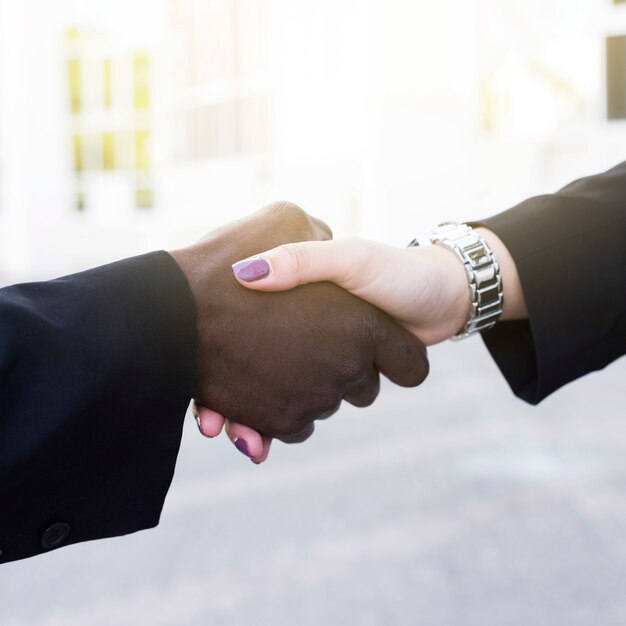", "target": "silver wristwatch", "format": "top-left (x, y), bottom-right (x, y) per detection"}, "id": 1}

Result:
top-left (409, 222), bottom-right (504, 340)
